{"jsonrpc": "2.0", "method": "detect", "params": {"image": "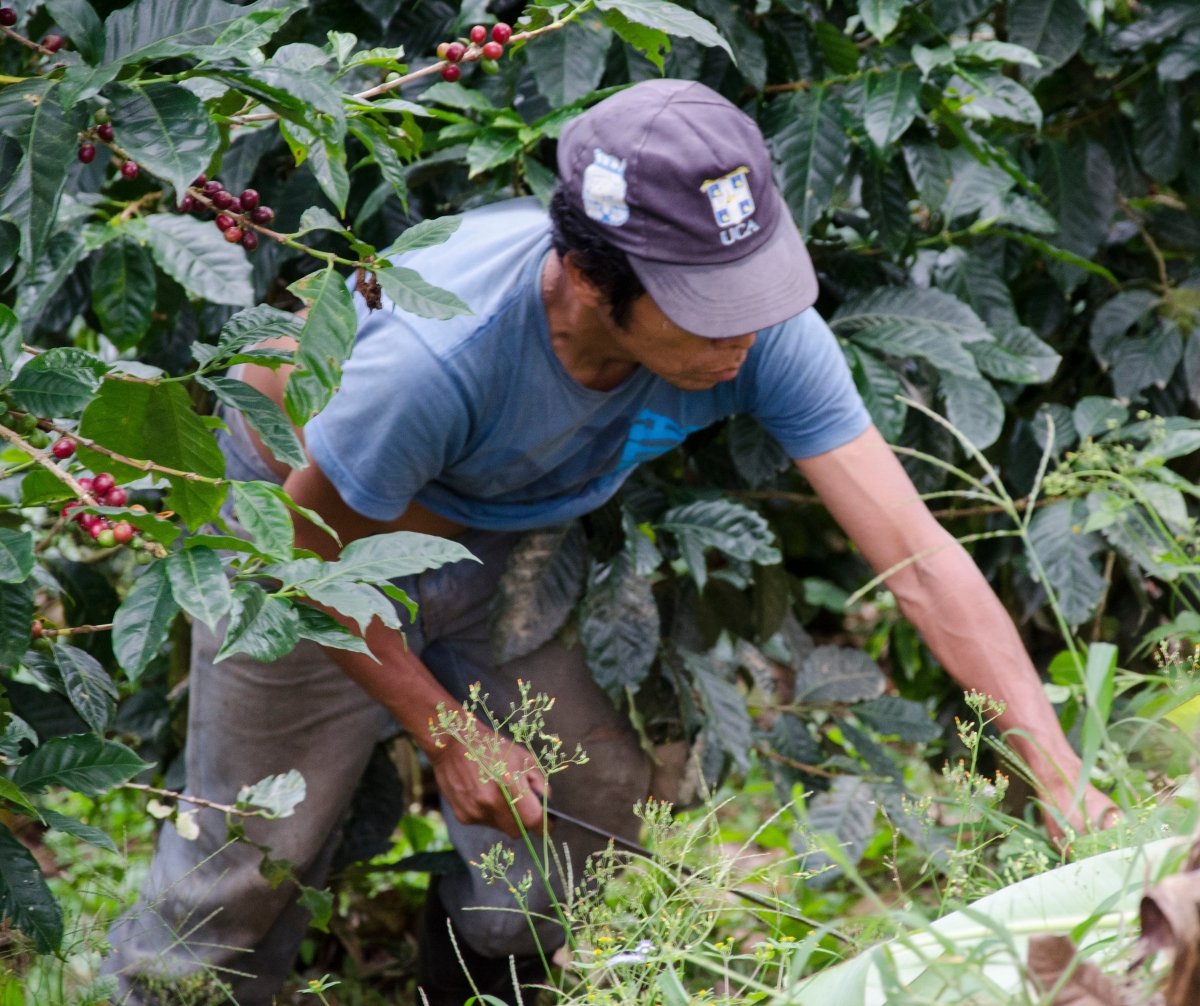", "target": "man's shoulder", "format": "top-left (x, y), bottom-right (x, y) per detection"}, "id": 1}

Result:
top-left (384, 197), bottom-right (550, 328)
